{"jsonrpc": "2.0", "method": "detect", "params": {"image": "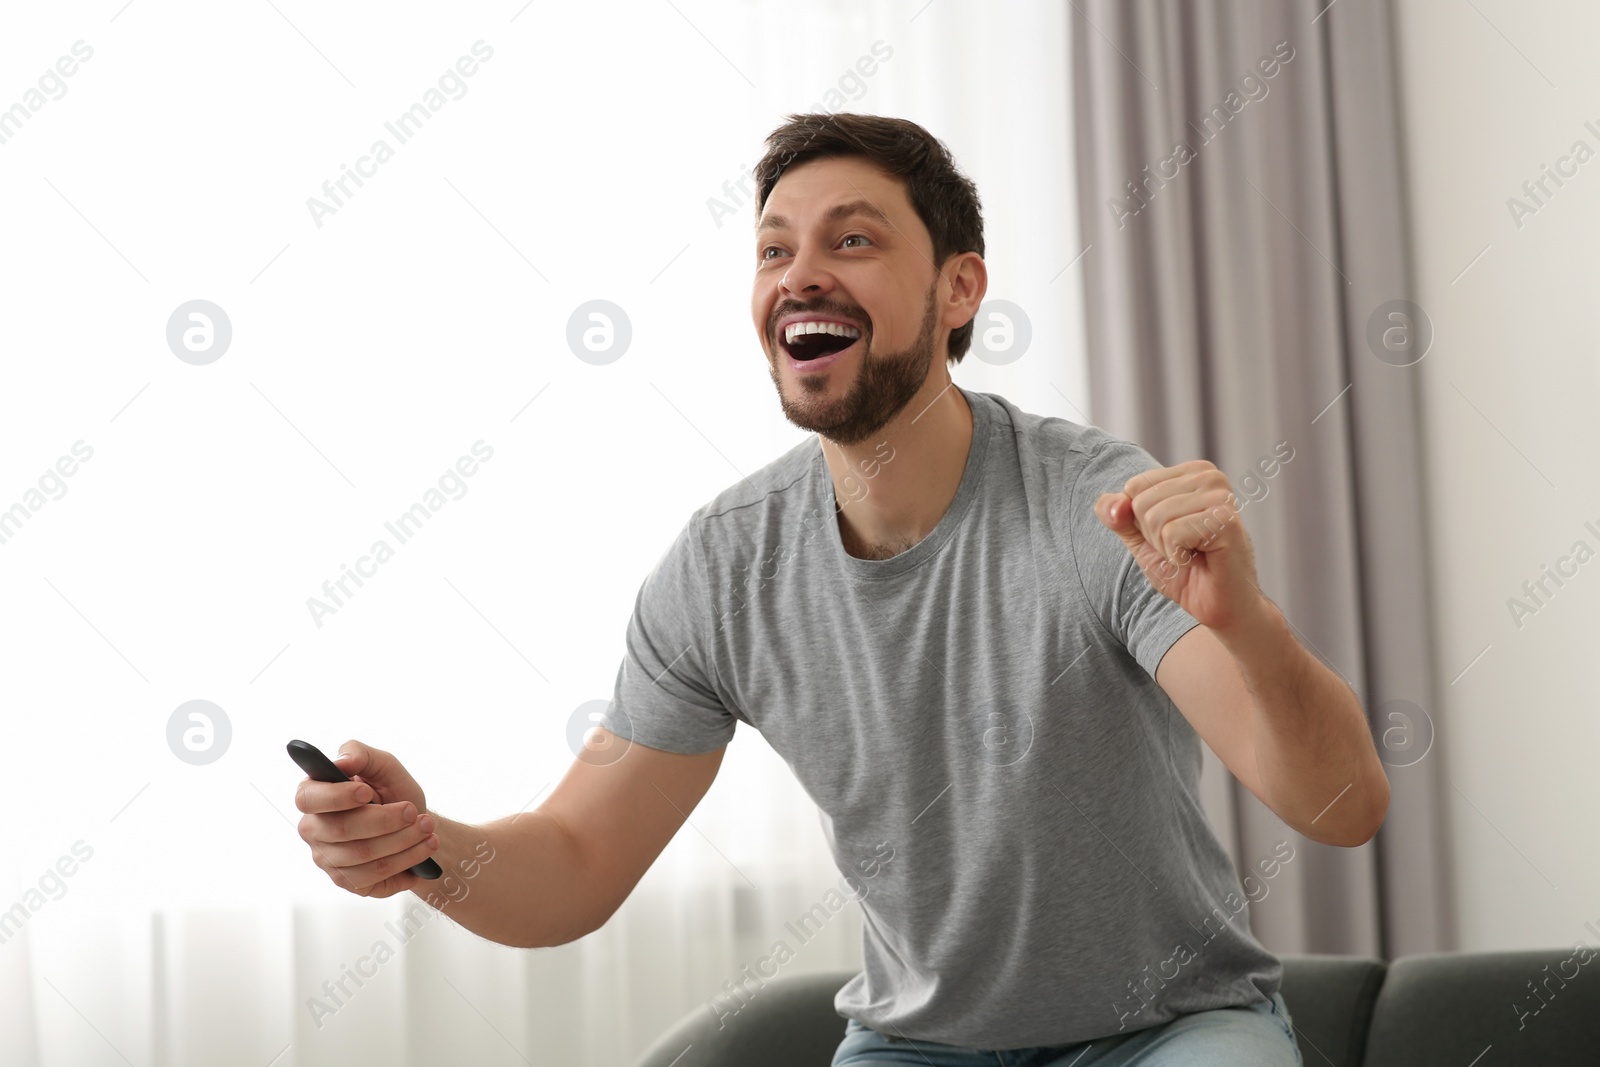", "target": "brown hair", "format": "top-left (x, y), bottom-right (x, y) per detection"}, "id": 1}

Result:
top-left (753, 113), bottom-right (985, 364)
